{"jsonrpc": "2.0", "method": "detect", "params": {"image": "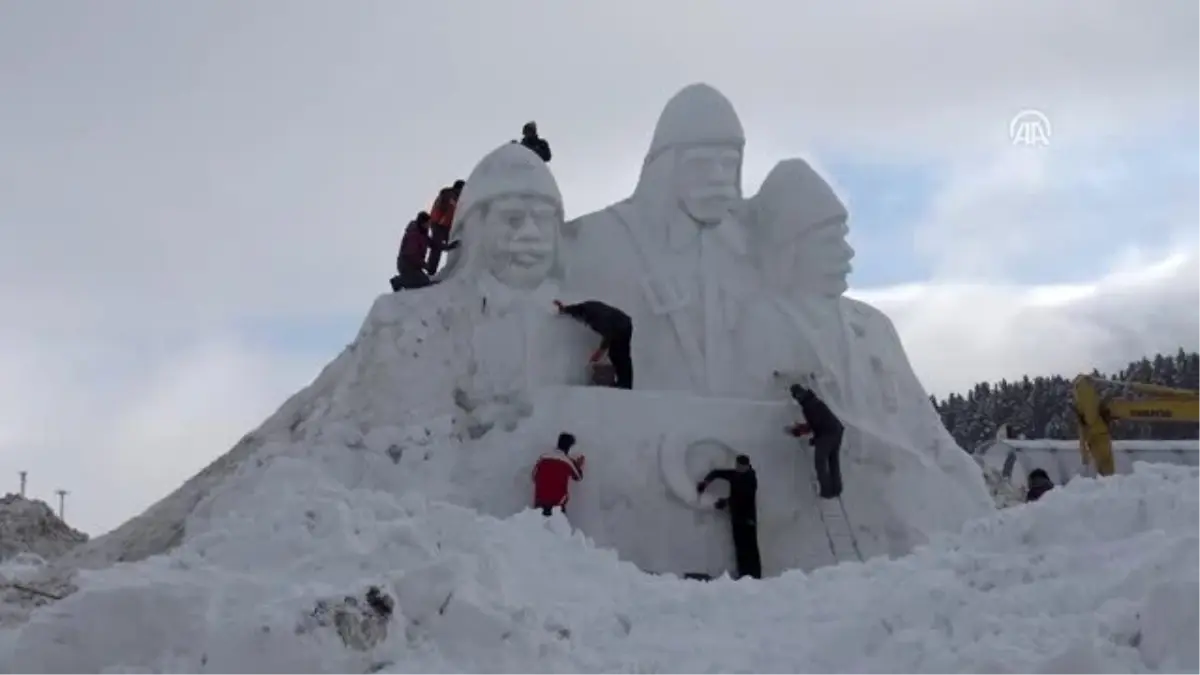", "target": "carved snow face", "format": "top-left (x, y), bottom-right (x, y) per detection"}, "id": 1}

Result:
top-left (789, 220), bottom-right (853, 297)
top-left (674, 146), bottom-right (741, 225)
top-left (479, 194), bottom-right (559, 289)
